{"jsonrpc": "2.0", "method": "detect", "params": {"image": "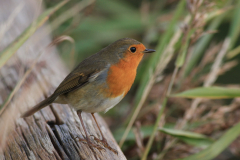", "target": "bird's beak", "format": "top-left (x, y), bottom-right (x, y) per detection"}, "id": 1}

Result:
top-left (143, 48), bottom-right (156, 53)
